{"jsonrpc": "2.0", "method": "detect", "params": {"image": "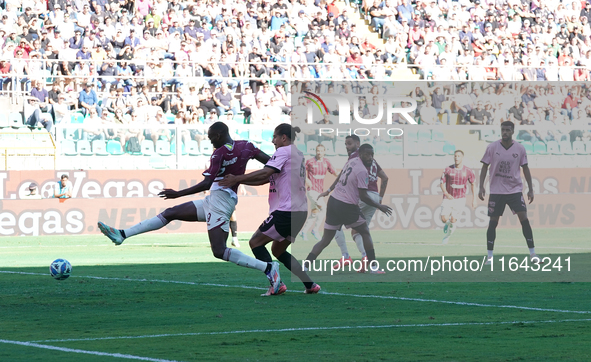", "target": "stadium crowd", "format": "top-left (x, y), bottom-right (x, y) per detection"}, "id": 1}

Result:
top-left (1, 0), bottom-right (591, 144)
